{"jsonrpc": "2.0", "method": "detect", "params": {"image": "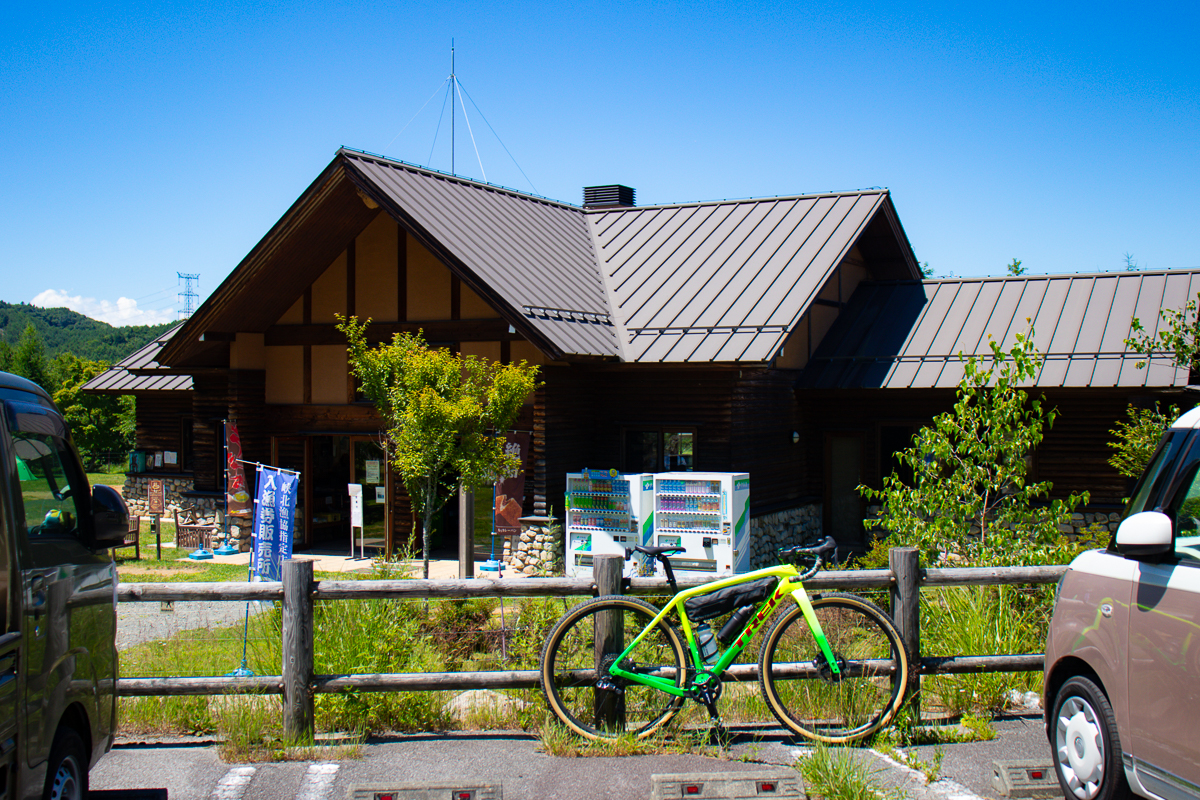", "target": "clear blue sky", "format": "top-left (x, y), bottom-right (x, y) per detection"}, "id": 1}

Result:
top-left (3, 0), bottom-right (1197, 326)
